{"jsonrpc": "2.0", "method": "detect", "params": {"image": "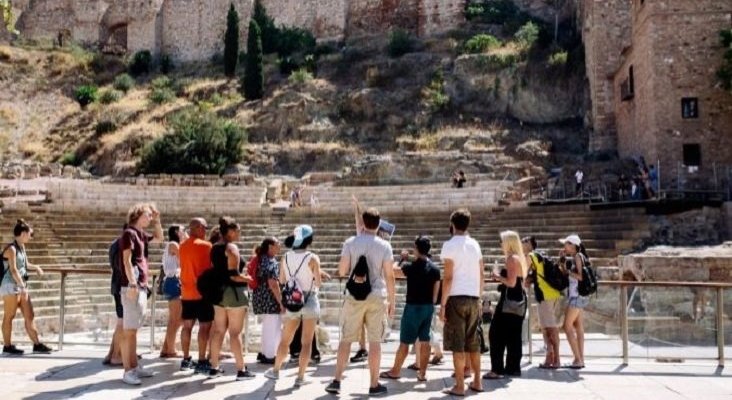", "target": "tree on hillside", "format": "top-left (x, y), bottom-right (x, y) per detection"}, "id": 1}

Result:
top-left (242, 20), bottom-right (264, 100)
top-left (252, 0), bottom-right (278, 54)
top-left (223, 3), bottom-right (240, 77)
top-left (1, 0), bottom-right (17, 35)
